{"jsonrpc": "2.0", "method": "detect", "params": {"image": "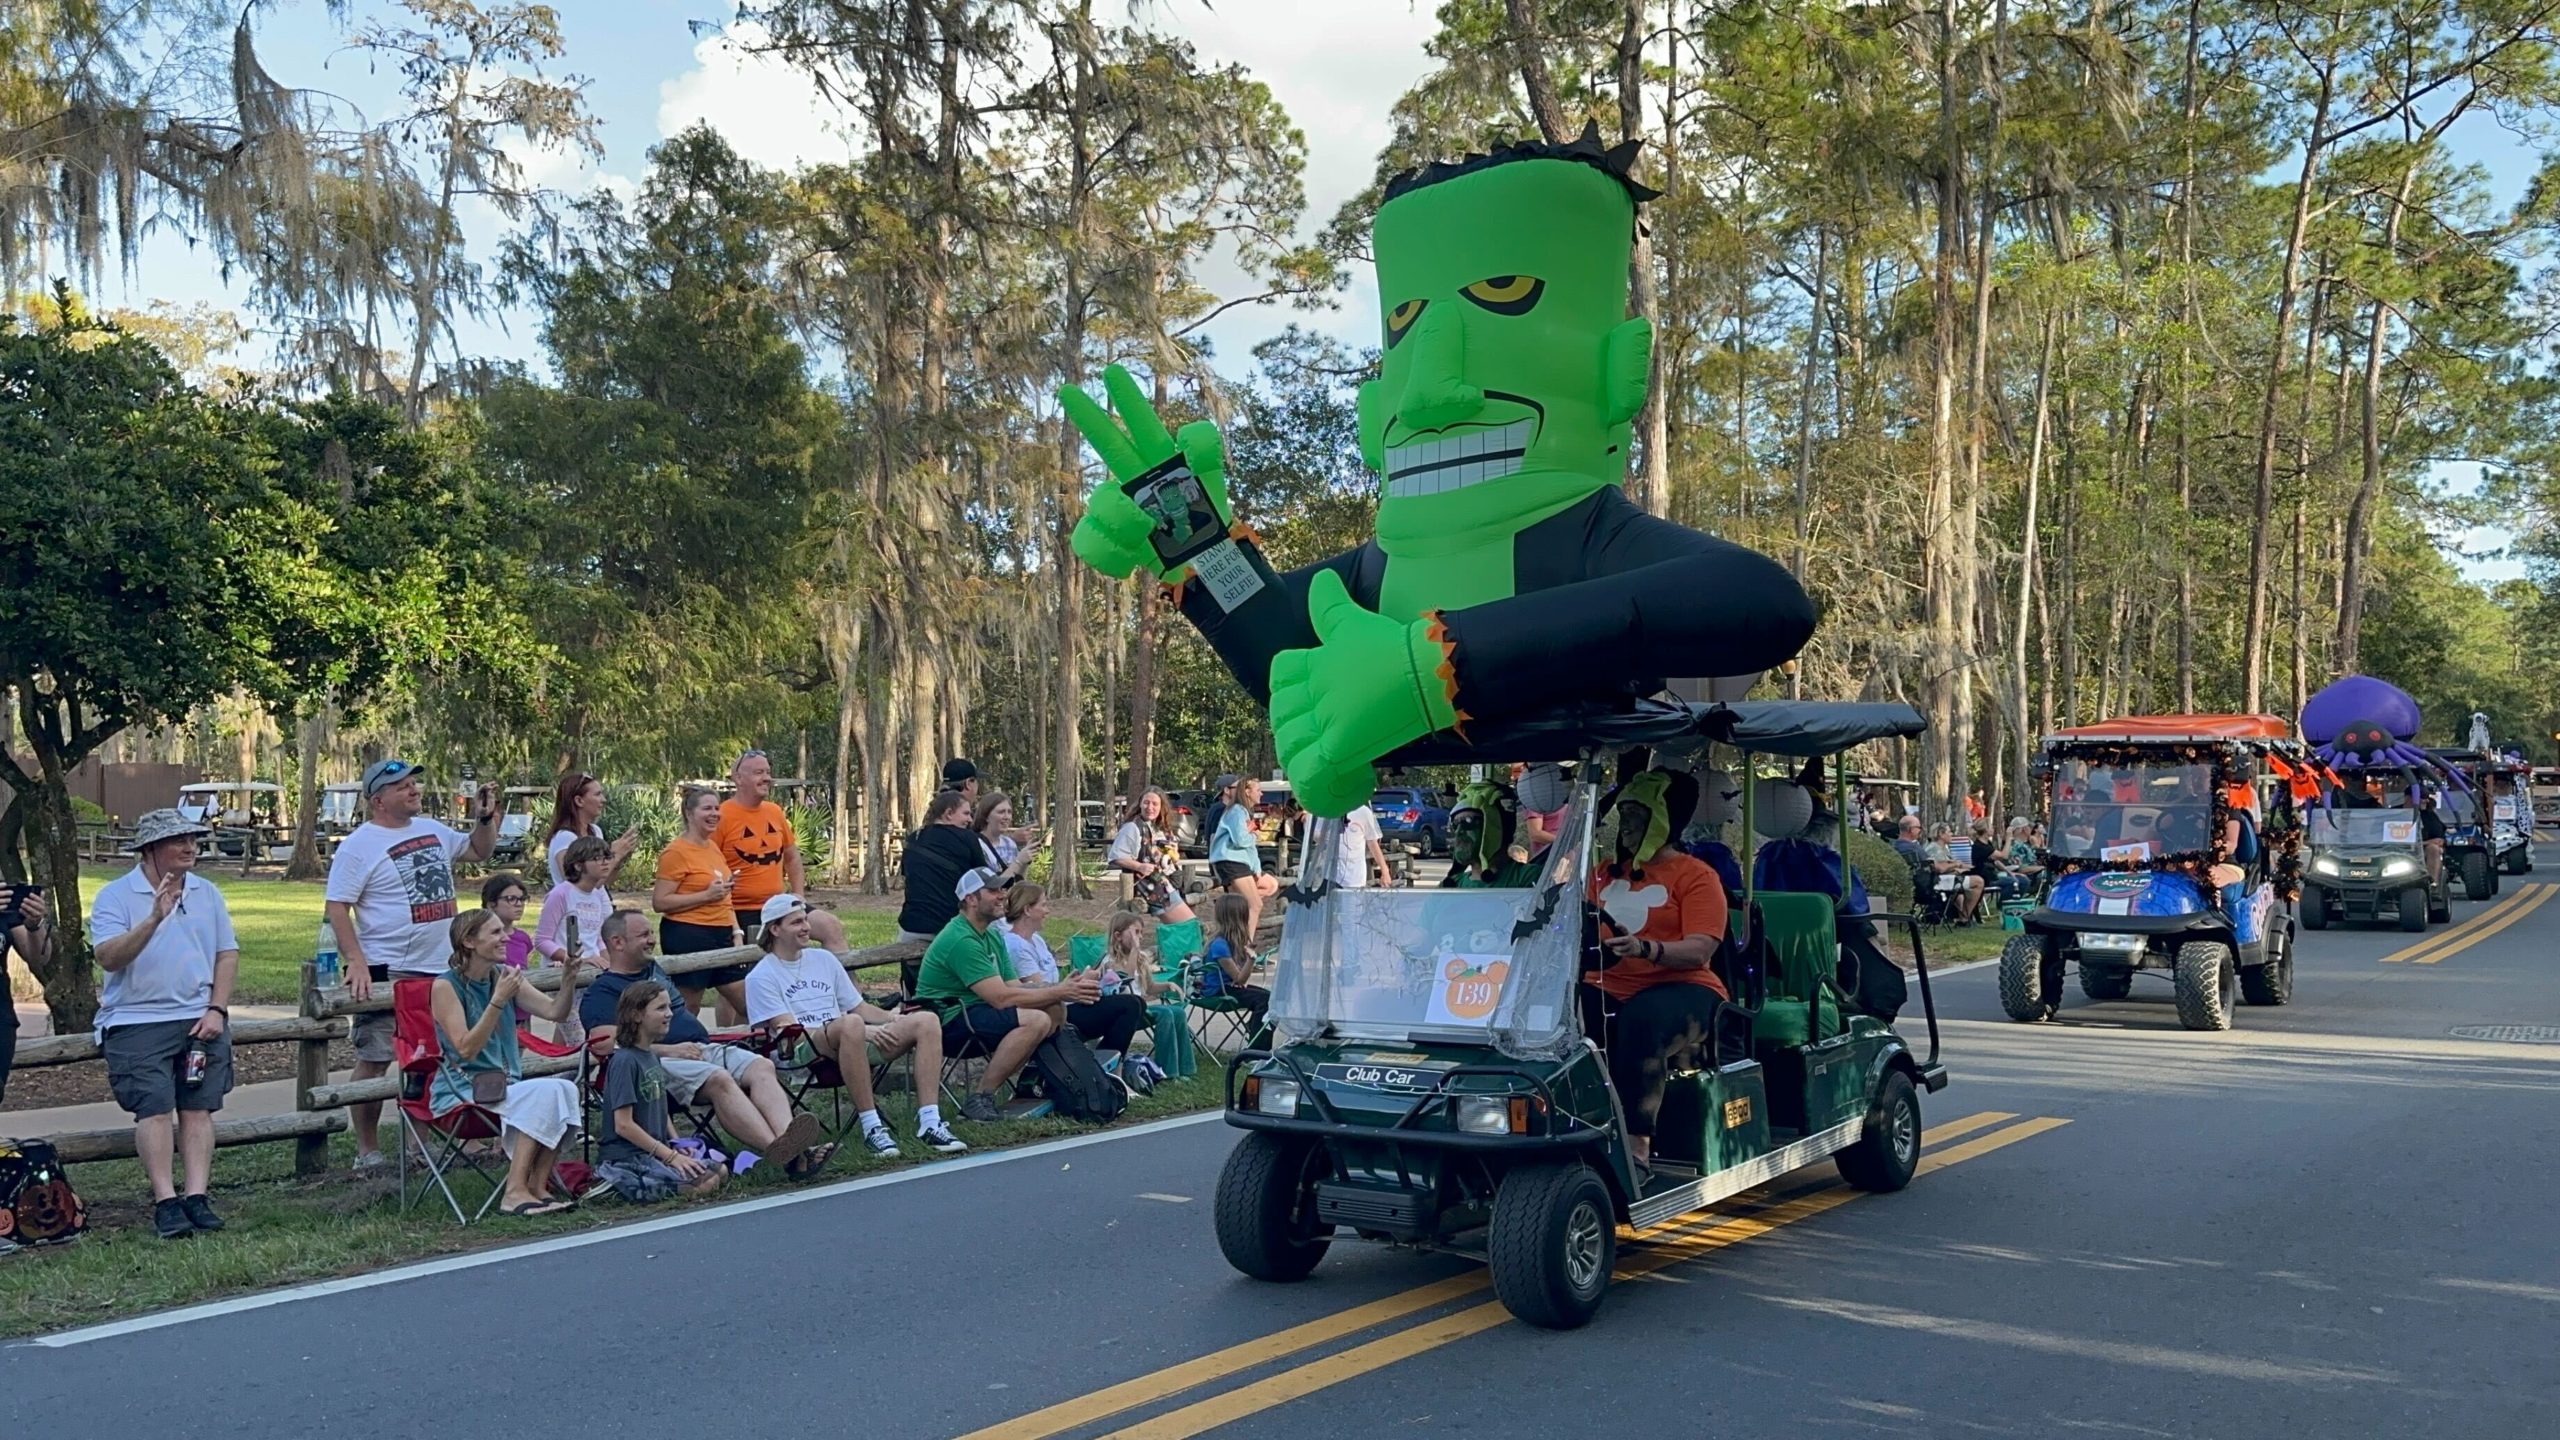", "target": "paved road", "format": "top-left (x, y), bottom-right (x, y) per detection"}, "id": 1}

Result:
top-left (11, 879), bottom-right (2560, 1440)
